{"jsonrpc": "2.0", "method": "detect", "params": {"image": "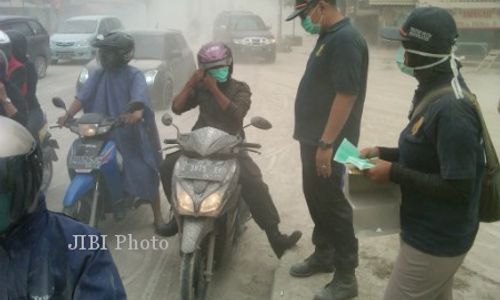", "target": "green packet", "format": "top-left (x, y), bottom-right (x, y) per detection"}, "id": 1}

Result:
top-left (334, 138), bottom-right (375, 170)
